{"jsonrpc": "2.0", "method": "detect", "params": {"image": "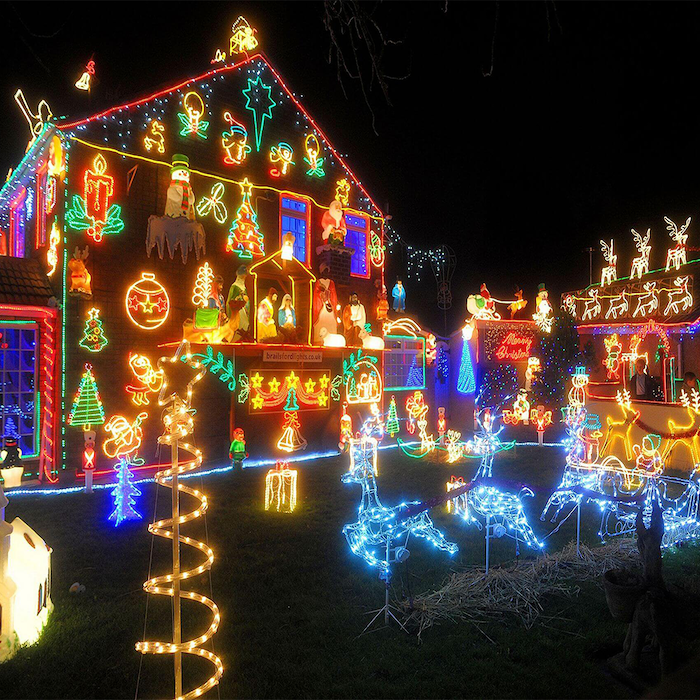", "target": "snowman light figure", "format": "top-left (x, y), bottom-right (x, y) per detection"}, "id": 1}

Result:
top-left (164, 154), bottom-right (196, 220)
